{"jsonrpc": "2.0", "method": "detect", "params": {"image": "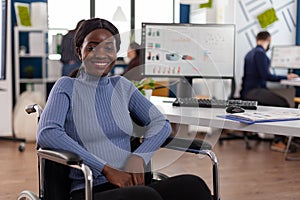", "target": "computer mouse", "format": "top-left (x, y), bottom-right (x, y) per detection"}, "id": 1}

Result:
top-left (226, 106), bottom-right (245, 113)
